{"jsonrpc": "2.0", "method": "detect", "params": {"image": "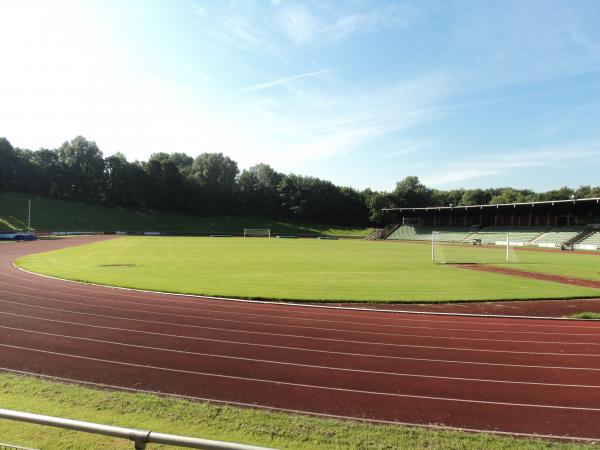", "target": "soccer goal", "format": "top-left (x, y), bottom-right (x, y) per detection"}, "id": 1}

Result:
top-left (432, 231), bottom-right (517, 264)
top-left (243, 228), bottom-right (271, 238)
